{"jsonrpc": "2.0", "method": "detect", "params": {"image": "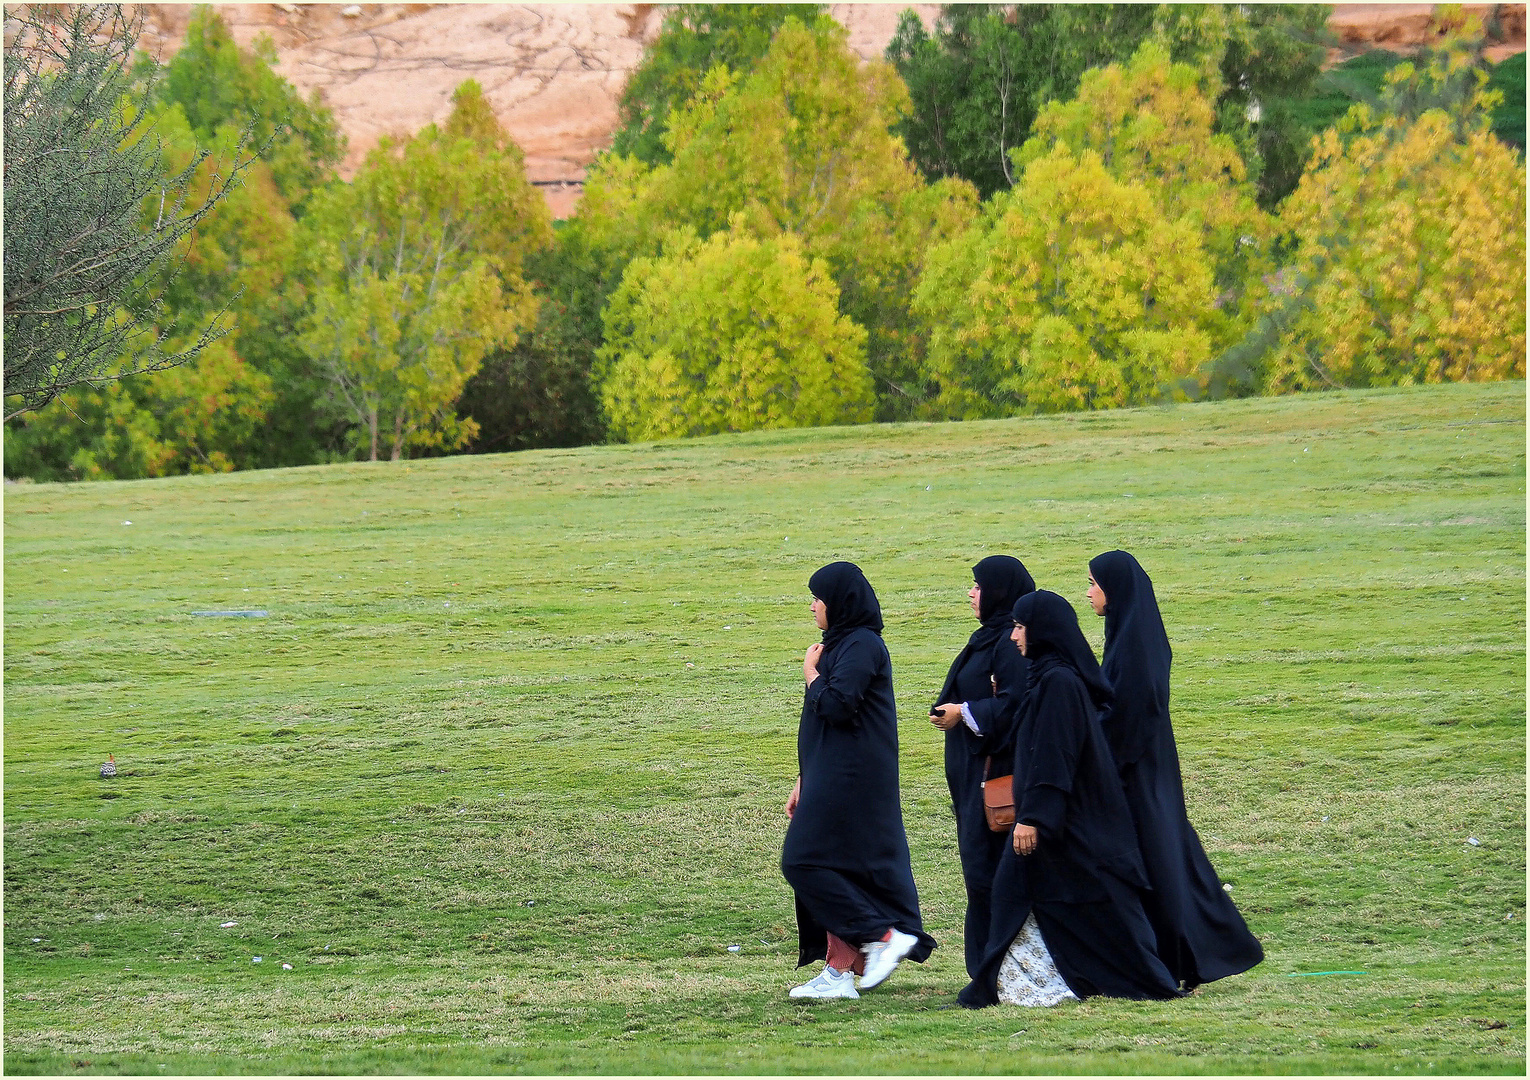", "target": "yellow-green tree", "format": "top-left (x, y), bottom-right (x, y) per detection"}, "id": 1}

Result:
top-left (1017, 42), bottom-right (1272, 317)
top-left (916, 145), bottom-right (1218, 417)
top-left (1263, 16), bottom-right (1526, 391)
top-left (4, 102), bottom-right (284, 480)
top-left (598, 226), bottom-right (872, 441)
top-left (298, 81), bottom-right (549, 461)
top-left (576, 16), bottom-right (976, 422)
